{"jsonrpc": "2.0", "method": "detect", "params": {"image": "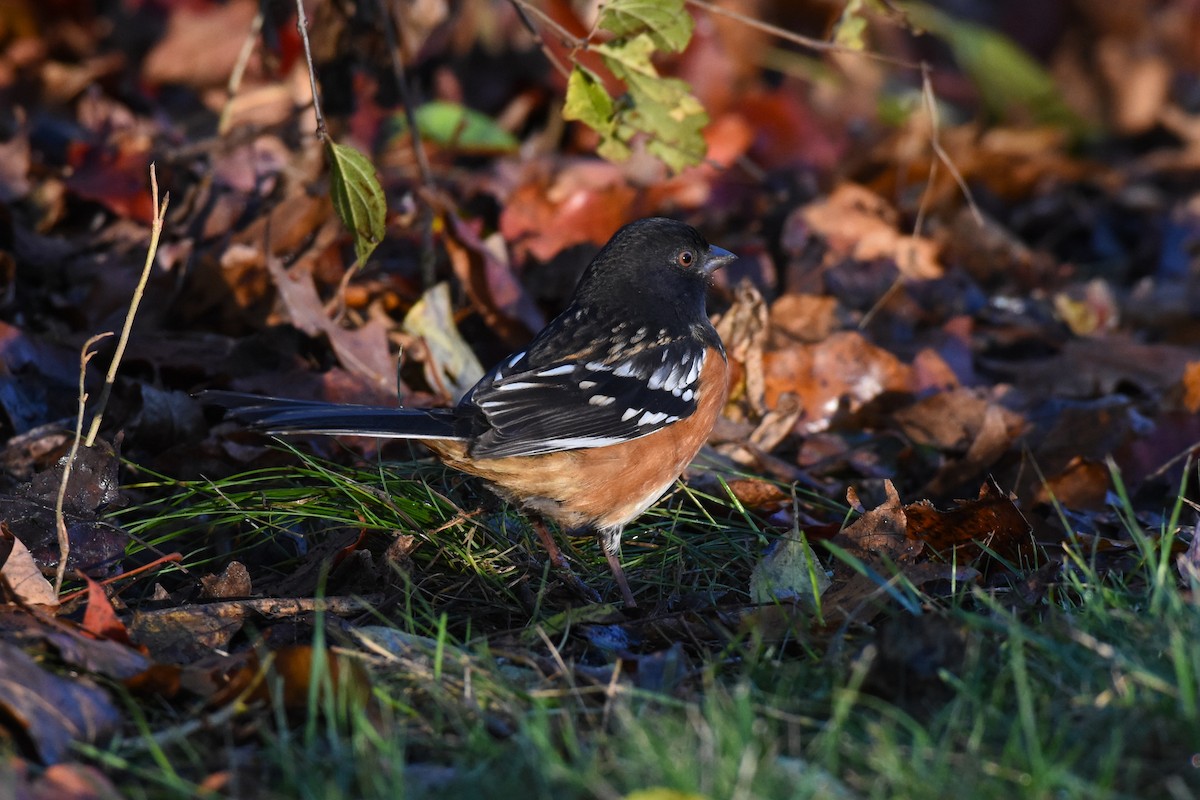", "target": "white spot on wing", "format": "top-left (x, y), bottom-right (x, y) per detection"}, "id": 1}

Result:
top-left (613, 361), bottom-right (640, 378)
top-left (586, 360), bottom-right (611, 372)
top-left (537, 364), bottom-right (575, 377)
top-left (497, 381), bottom-right (539, 391)
top-left (638, 411), bottom-right (668, 426)
top-left (578, 380), bottom-right (597, 390)
top-left (621, 407), bottom-right (641, 422)
top-left (589, 394), bottom-right (616, 406)
top-left (541, 435), bottom-right (625, 450)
